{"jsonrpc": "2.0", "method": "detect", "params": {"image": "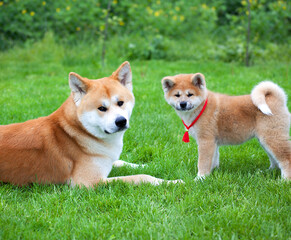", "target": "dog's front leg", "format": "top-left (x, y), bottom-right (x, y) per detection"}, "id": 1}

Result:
top-left (70, 174), bottom-right (183, 187)
top-left (113, 160), bottom-right (146, 168)
top-left (196, 138), bottom-right (217, 178)
top-left (104, 175), bottom-right (183, 185)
